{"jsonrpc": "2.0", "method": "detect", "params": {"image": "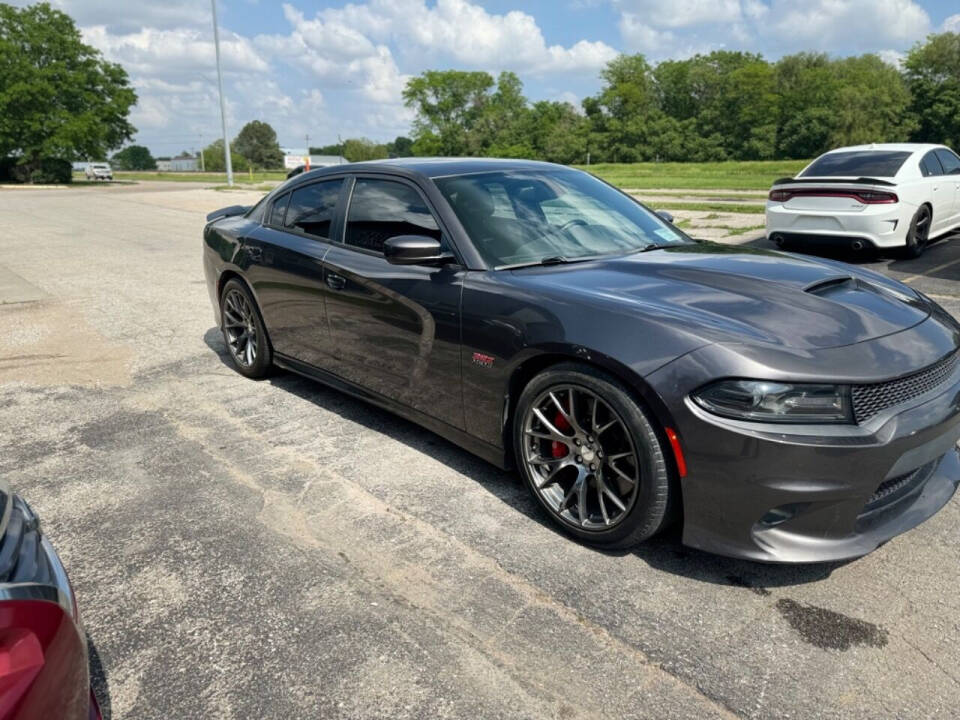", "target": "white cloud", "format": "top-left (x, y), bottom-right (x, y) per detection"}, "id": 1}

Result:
top-left (944, 14), bottom-right (960, 33)
top-left (614, 0), bottom-right (743, 28)
top-left (7, 0), bottom-right (210, 32)
top-left (765, 0), bottom-right (931, 51)
top-left (82, 26), bottom-right (270, 76)
top-left (619, 14), bottom-right (677, 54)
top-left (877, 49), bottom-right (906, 68)
top-left (265, 0), bottom-right (617, 77)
